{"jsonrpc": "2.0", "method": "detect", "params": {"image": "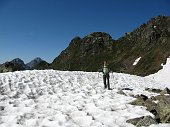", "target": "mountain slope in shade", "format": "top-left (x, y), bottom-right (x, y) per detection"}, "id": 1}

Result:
top-left (50, 15), bottom-right (170, 76)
